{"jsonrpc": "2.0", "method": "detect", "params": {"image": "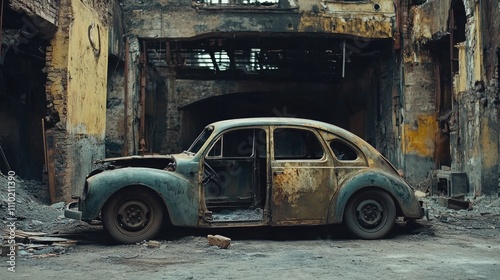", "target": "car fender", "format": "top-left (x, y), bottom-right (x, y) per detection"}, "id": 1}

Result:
top-left (327, 169), bottom-right (422, 224)
top-left (80, 167), bottom-right (199, 226)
